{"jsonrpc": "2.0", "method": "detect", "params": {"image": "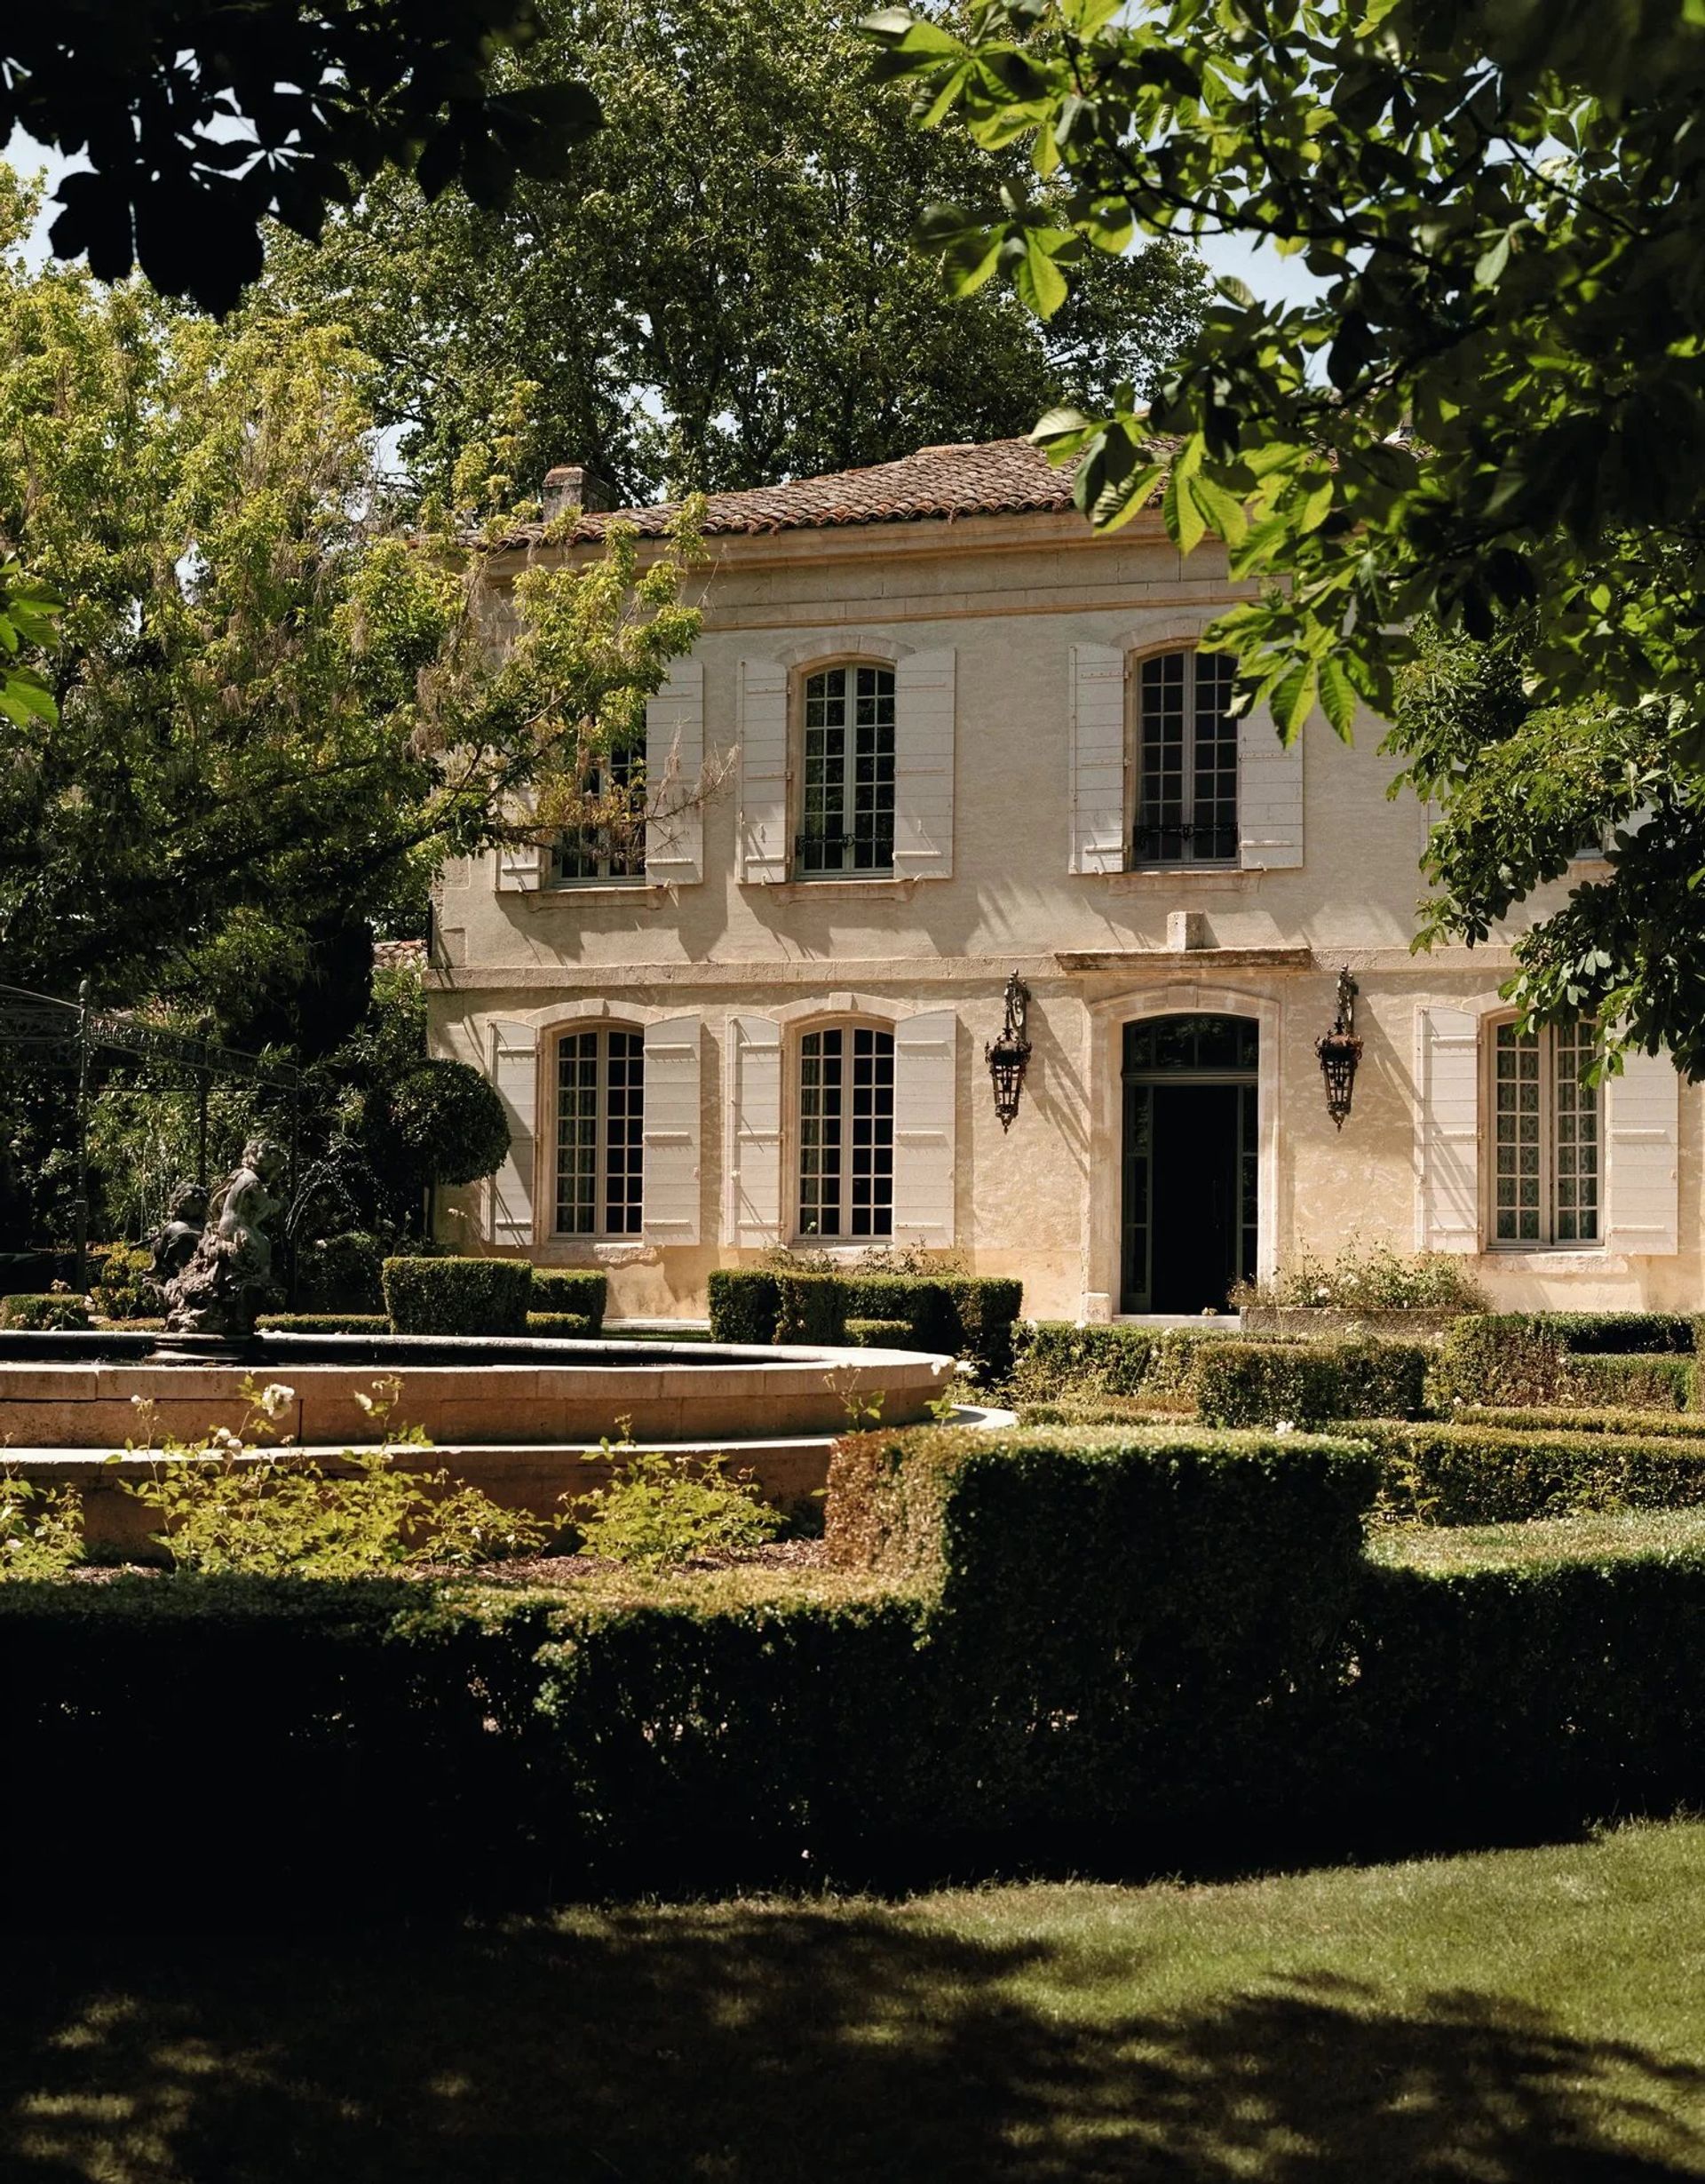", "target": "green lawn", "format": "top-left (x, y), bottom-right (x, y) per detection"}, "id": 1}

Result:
top-left (1370, 1505), bottom-right (1705, 1570)
top-left (6, 1821), bottom-right (1705, 2180)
